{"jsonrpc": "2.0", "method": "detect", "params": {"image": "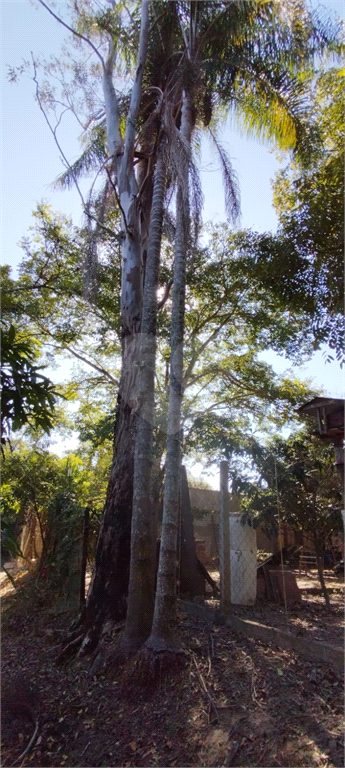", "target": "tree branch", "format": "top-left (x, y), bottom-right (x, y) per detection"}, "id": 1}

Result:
top-left (38, 0), bottom-right (104, 65)
top-left (34, 320), bottom-right (119, 386)
top-left (32, 55), bottom-right (88, 212)
top-left (105, 167), bottom-right (128, 232)
top-left (184, 368), bottom-right (219, 390)
top-left (157, 280), bottom-right (173, 310)
top-left (103, 36), bottom-right (123, 156)
top-left (183, 313), bottom-right (233, 384)
top-left (122, 0), bottom-right (150, 170)
top-left (63, 345), bottom-right (119, 386)
top-left (32, 59), bottom-right (122, 244)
